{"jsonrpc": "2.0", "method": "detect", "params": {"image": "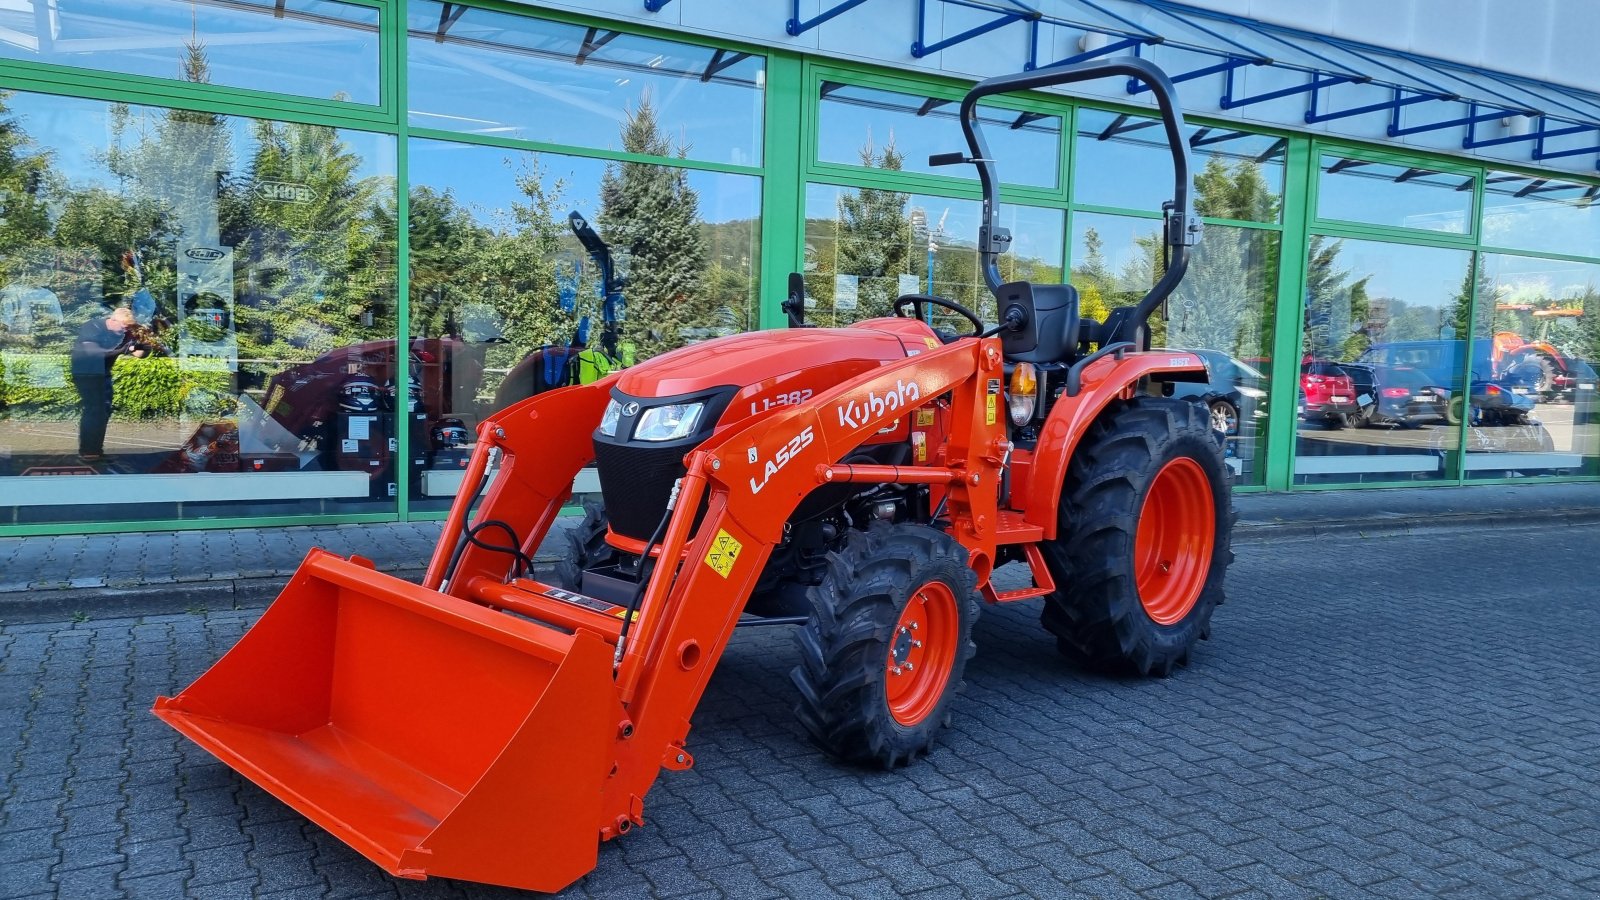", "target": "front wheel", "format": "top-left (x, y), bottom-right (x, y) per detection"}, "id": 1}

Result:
top-left (1040, 397), bottom-right (1234, 676)
top-left (551, 501), bottom-right (616, 591)
top-left (791, 524), bottom-right (979, 768)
